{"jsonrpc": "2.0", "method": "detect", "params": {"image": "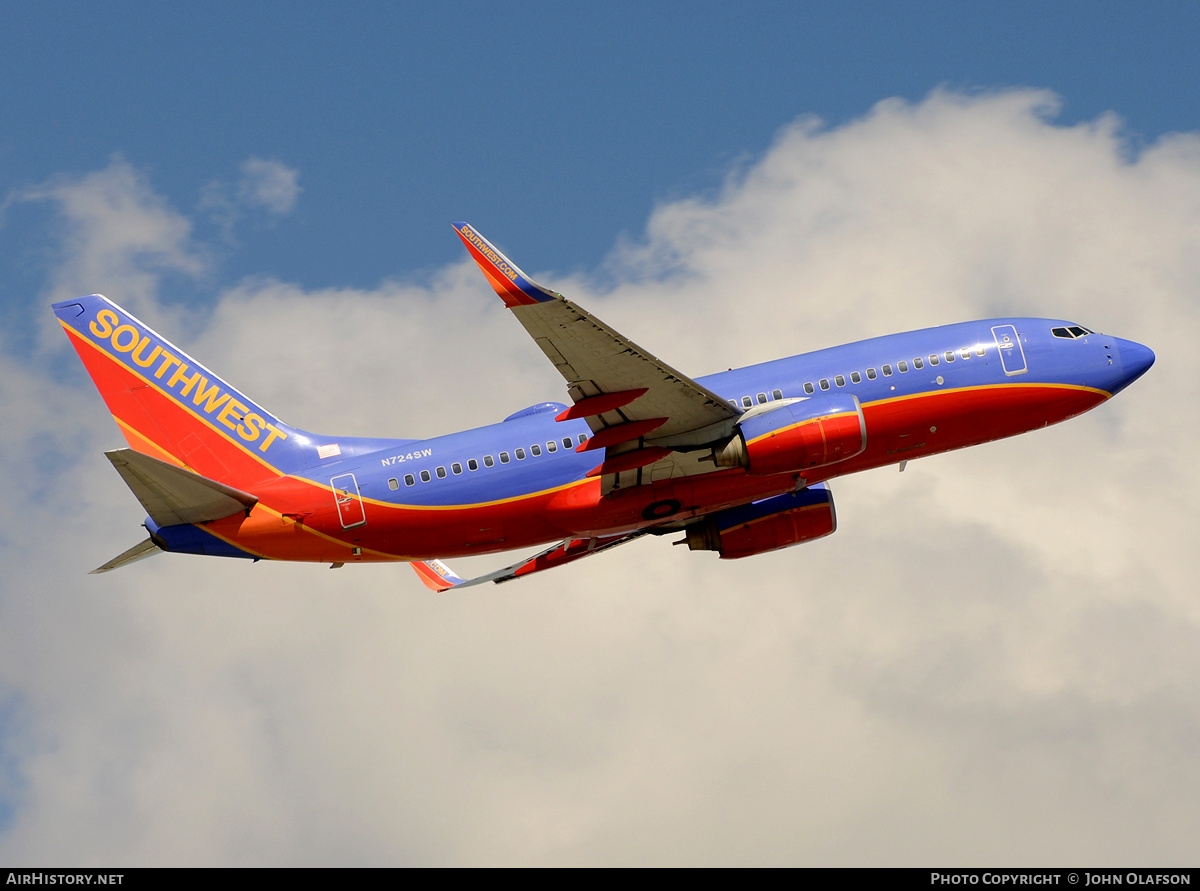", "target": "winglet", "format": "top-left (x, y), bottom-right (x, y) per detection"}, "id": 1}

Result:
top-left (453, 223), bottom-right (559, 308)
top-left (411, 559), bottom-right (467, 592)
